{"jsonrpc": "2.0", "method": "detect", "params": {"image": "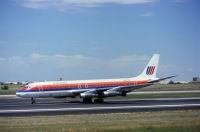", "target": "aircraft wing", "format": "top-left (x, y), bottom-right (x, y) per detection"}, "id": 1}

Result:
top-left (105, 84), bottom-right (150, 92)
top-left (80, 84), bottom-right (151, 98)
